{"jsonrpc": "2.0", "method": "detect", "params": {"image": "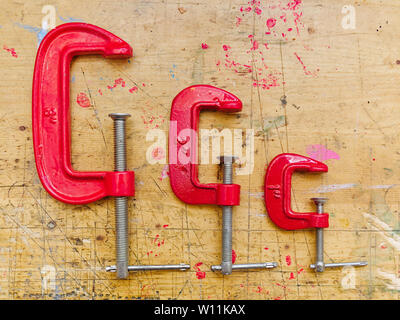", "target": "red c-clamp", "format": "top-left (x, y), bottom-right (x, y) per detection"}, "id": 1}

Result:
top-left (169, 85), bottom-right (278, 274)
top-left (32, 23), bottom-right (135, 204)
top-left (264, 153), bottom-right (329, 230)
top-left (169, 85), bottom-right (242, 206)
top-left (264, 153), bottom-right (367, 272)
